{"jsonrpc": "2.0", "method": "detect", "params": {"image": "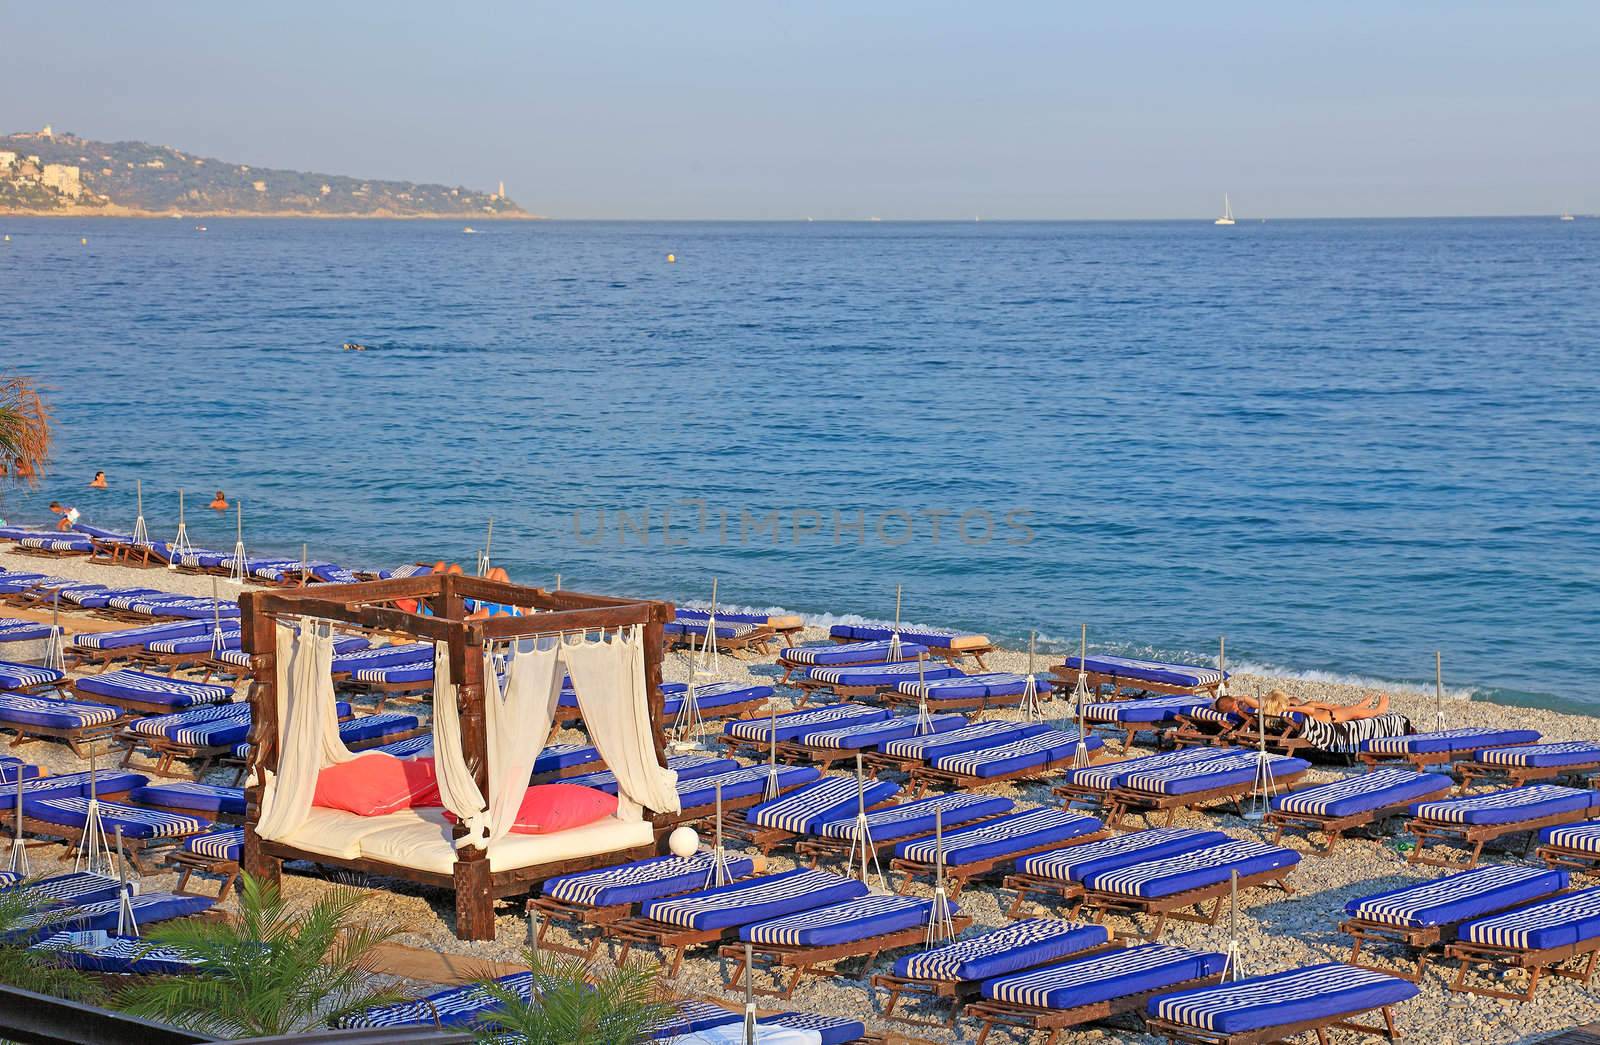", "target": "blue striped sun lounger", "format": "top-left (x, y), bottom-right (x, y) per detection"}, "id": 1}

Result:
top-left (893, 808), bottom-right (1104, 879)
top-left (531, 742), bottom-right (602, 776)
top-left (1062, 654), bottom-right (1228, 693)
top-left (740, 893), bottom-right (941, 947)
top-left (1405, 785), bottom-right (1600, 867)
top-left (125, 597), bottom-right (240, 621)
top-left (331, 642), bottom-right (432, 673)
top-left (31, 930), bottom-right (204, 975)
top-left (662, 682), bottom-right (773, 718)
top-left (1114, 750), bottom-right (1309, 801)
top-left (893, 671), bottom-right (1038, 706)
top-left (741, 775), bottom-right (901, 842)
top-left (1461, 741), bottom-right (1600, 788)
top-left (1267, 768), bottom-right (1453, 851)
top-left (889, 919), bottom-right (1112, 984)
top-left (1056, 746), bottom-right (1237, 800)
top-left (61, 586), bottom-right (163, 609)
top-left (129, 781), bottom-right (245, 816)
top-left (560, 754), bottom-right (738, 795)
top-left (1343, 864), bottom-right (1568, 930)
top-left (0, 693), bottom-right (122, 735)
top-left (675, 765), bottom-right (822, 811)
top-left (74, 669), bottom-right (233, 710)
top-left (370, 734), bottom-right (433, 759)
top-left (543, 852), bottom-right (759, 908)
top-left (802, 661), bottom-right (964, 696)
top-left (337, 971), bottom-right (538, 1028)
top-left (126, 701), bottom-right (249, 739)
top-left (1013, 827), bottom-right (1231, 886)
top-left (226, 712), bottom-right (420, 761)
top-left (347, 662), bottom-right (432, 686)
top-left (1080, 839), bottom-right (1300, 901)
top-left (0, 771), bottom-right (149, 811)
top-left (830, 623), bottom-right (985, 648)
top-left (787, 712), bottom-right (968, 756)
top-left (724, 704), bottom-right (889, 746)
top-left (14, 892), bottom-right (214, 942)
top-left (877, 720), bottom-right (1051, 766)
top-left (0, 661), bottom-right (65, 692)
top-left (0, 757), bottom-right (38, 784)
top-left (1082, 693), bottom-right (1215, 725)
top-left (140, 629), bottom-right (241, 656)
top-left (1359, 727), bottom-right (1540, 767)
top-left (2, 871), bottom-right (129, 907)
top-left (782, 640), bottom-right (929, 666)
top-left (1147, 962), bottom-right (1419, 1039)
top-left (1410, 784), bottom-right (1600, 825)
top-left (972, 943), bottom-right (1226, 1026)
top-left (73, 620), bottom-right (212, 652)
top-left (23, 797), bottom-right (211, 841)
top-left (0, 619), bottom-right (58, 642)
top-left (636, 867), bottom-right (869, 932)
top-left (16, 535), bottom-right (92, 553)
top-left (922, 728), bottom-right (1102, 783)
top-left (182, 827), bottom-right (244, 861)
top-left (1446, 885), bottom-right (1600, 999)
top-left (811, 793), bottom-right (1015, 851)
